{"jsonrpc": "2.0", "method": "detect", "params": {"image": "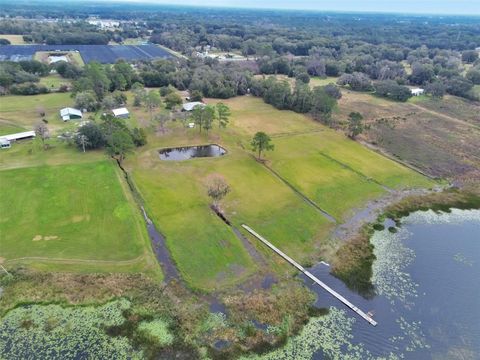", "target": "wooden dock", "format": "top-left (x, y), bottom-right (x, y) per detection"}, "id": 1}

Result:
top-left (242, 224), bottom-right (377, 326)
